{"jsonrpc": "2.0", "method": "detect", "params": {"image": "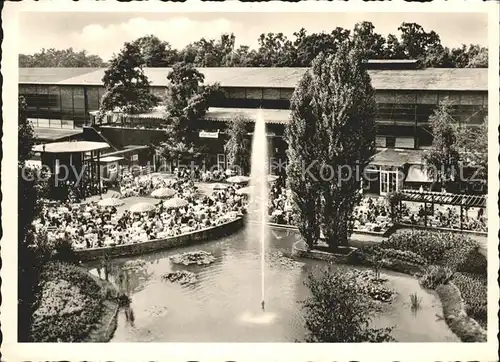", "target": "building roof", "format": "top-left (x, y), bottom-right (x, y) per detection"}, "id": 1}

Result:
top-left (33, 141), bottom-right (109, 153)
top-left (19, 68), bottom-right (101, 84)
top-left (370, 148), bottom-right (425, 167)
top-left (19, 67), bottom-right (489, 91)
top-left (32, 126), bottom-right (83, 141)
